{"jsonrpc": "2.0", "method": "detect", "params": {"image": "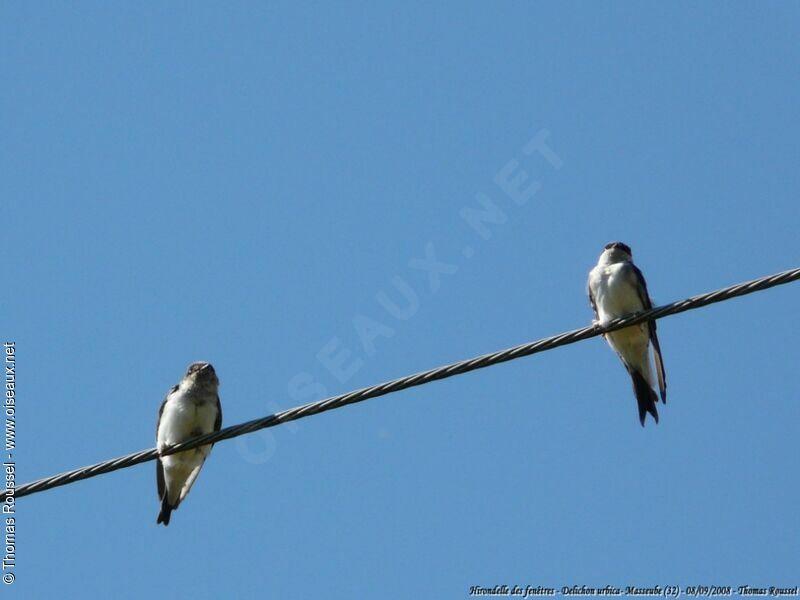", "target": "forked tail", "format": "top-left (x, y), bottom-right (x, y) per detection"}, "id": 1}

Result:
top-left (629, 368), bottom-right (659, 426)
